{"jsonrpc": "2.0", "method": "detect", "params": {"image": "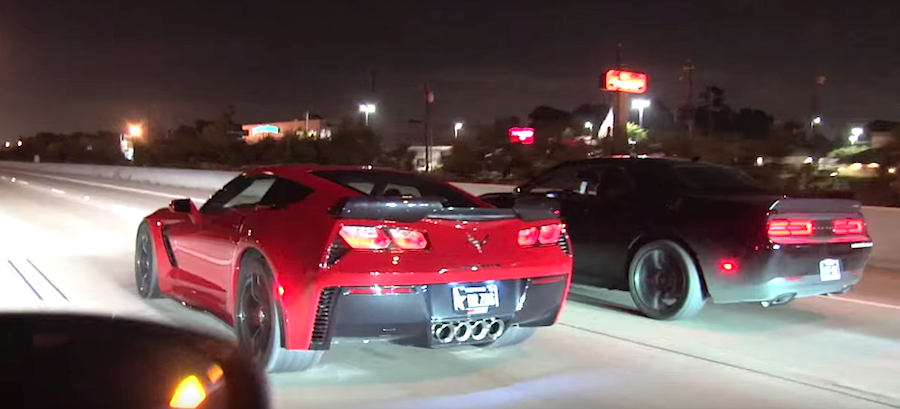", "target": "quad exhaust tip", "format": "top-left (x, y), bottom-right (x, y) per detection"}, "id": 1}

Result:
top-left (432, 318), bottom-right (505, 343)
